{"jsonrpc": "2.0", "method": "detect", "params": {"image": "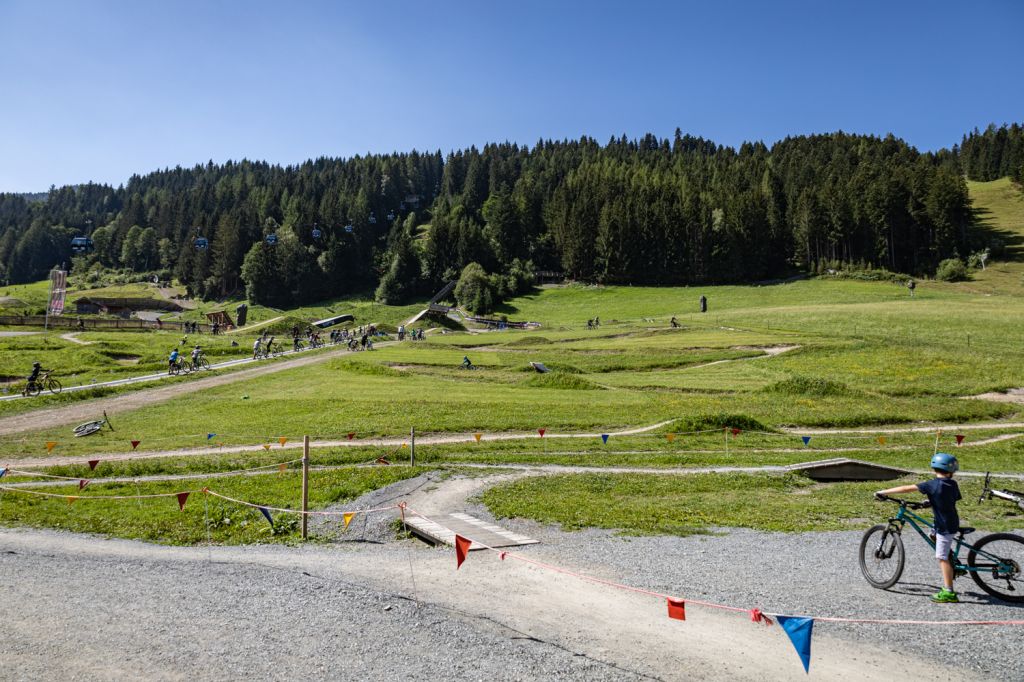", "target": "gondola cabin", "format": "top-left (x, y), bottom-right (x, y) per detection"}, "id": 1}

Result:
top-left (265, 233), bottom-right (278, 245)
top-left (311, 227), bottom-right (322, 239)
top-left (70, 236), bottom-right (93, 253)
top-left (194, 237), bottom-right (209, 251)
top-left (344, 224), bottom-right (354, 233)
